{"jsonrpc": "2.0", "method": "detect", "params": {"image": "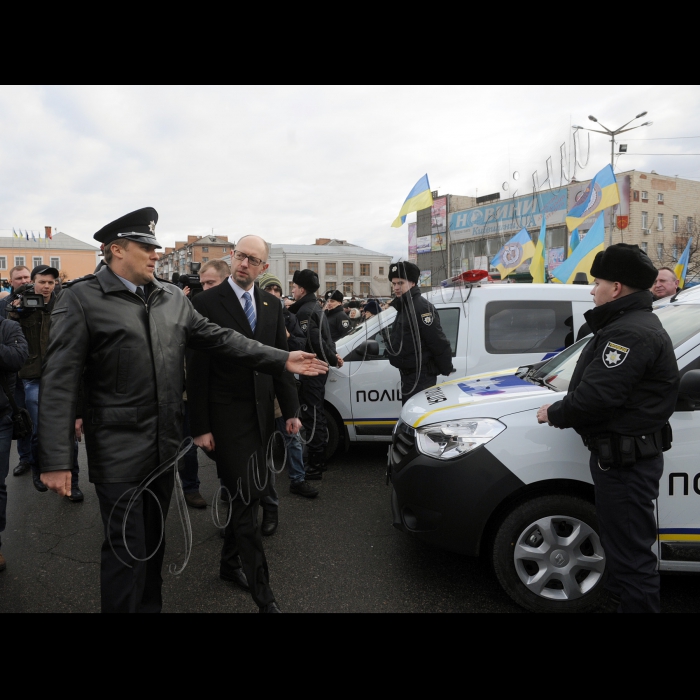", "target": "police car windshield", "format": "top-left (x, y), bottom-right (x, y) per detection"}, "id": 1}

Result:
top-left (534, 303), bottom-right (700, 393)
